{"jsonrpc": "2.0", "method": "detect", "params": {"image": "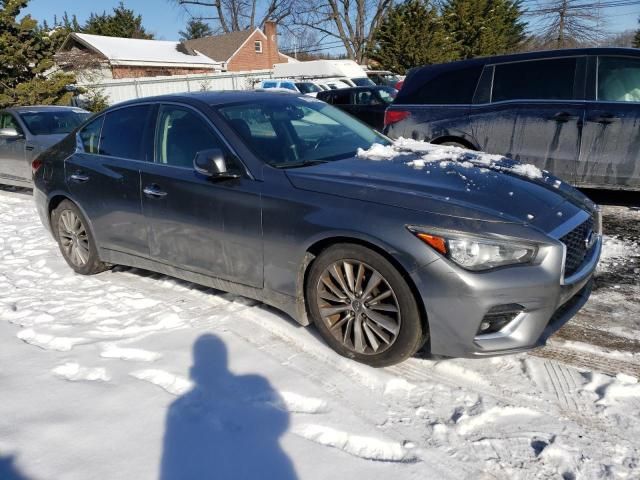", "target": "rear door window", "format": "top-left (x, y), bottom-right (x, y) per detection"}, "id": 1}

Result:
top-left (78, 116), bottom-right (104, 154)
top-left (597, 56), bottom-right (640, 102)
top-left (492, 57), bottom-right (577, 102)
top-left (99, 105), bottom-right (152, 161)
top-left (410, 65), bottom-right (483, 105)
